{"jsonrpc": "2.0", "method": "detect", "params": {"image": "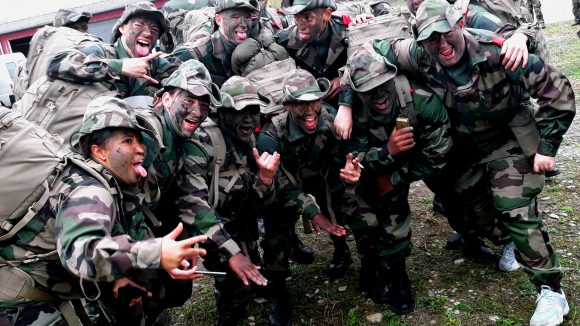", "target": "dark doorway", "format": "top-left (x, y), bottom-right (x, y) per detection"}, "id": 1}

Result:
top-left (10, 36), bottom-right (32, 57)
